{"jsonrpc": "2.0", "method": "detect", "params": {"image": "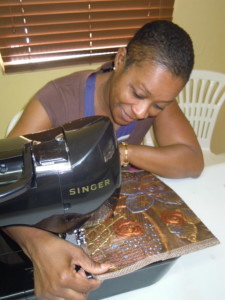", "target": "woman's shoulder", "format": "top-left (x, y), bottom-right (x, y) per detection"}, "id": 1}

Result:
top-left (52, 69), bottom-right (95, 87)
top-left (49, 62), bottom-right (113, 87)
